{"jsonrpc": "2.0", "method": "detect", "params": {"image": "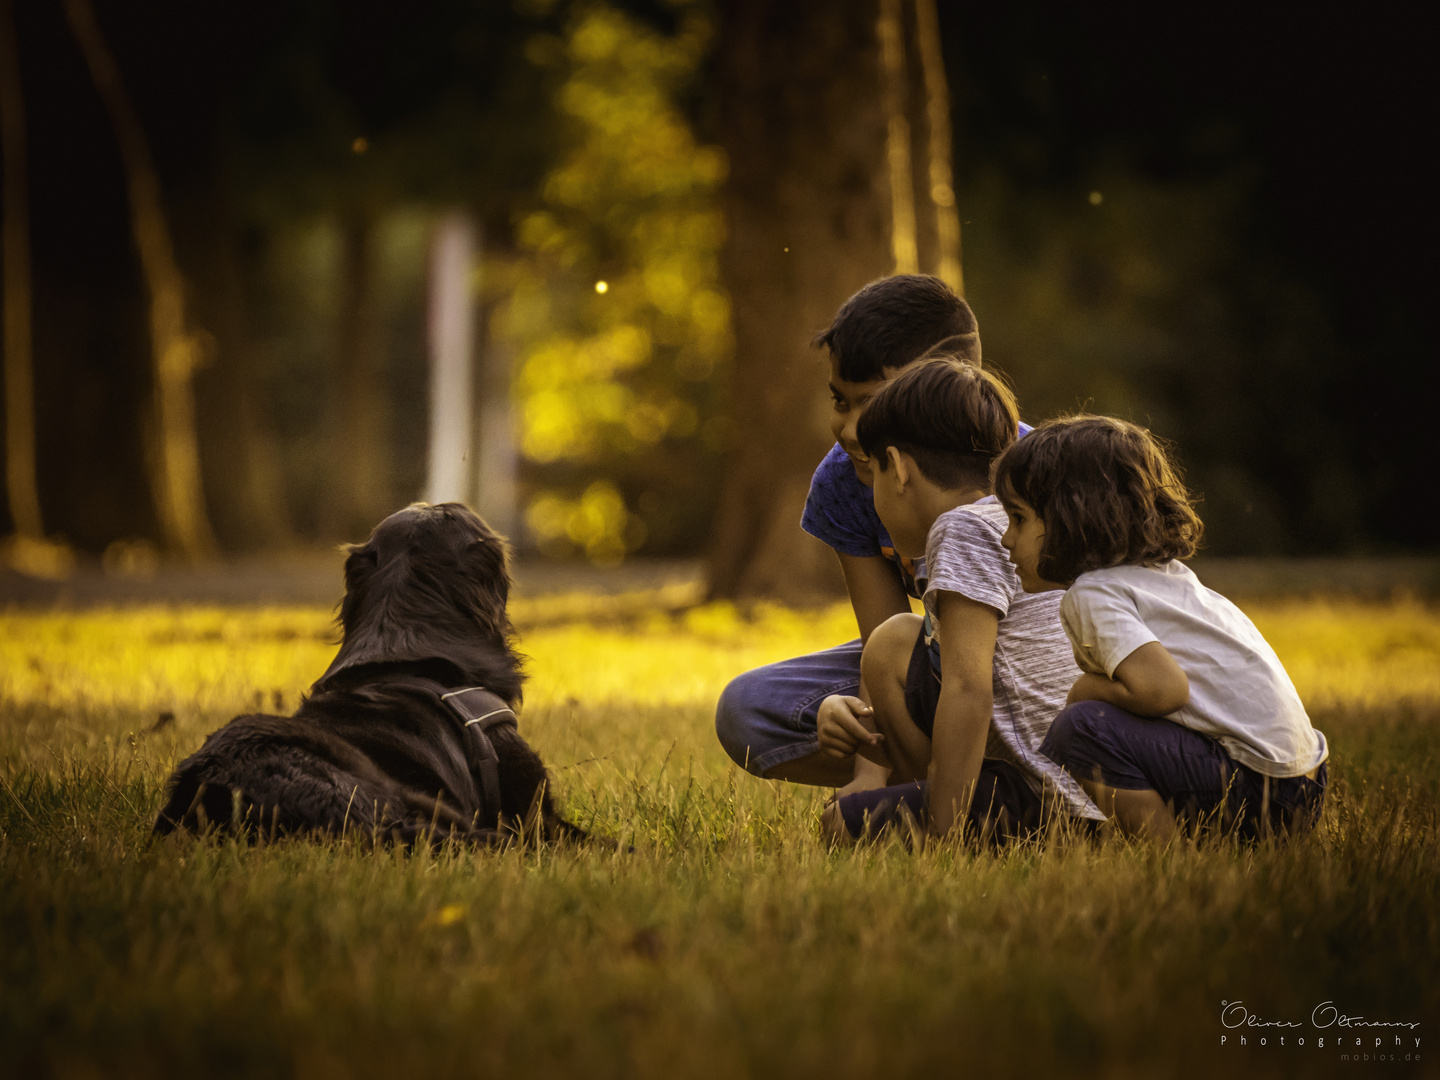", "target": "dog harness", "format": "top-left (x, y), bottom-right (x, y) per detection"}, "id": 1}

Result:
top-left (440, 686), bottom-right (518, 827)
top-left (376, 676), bottom-right (518, 828)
